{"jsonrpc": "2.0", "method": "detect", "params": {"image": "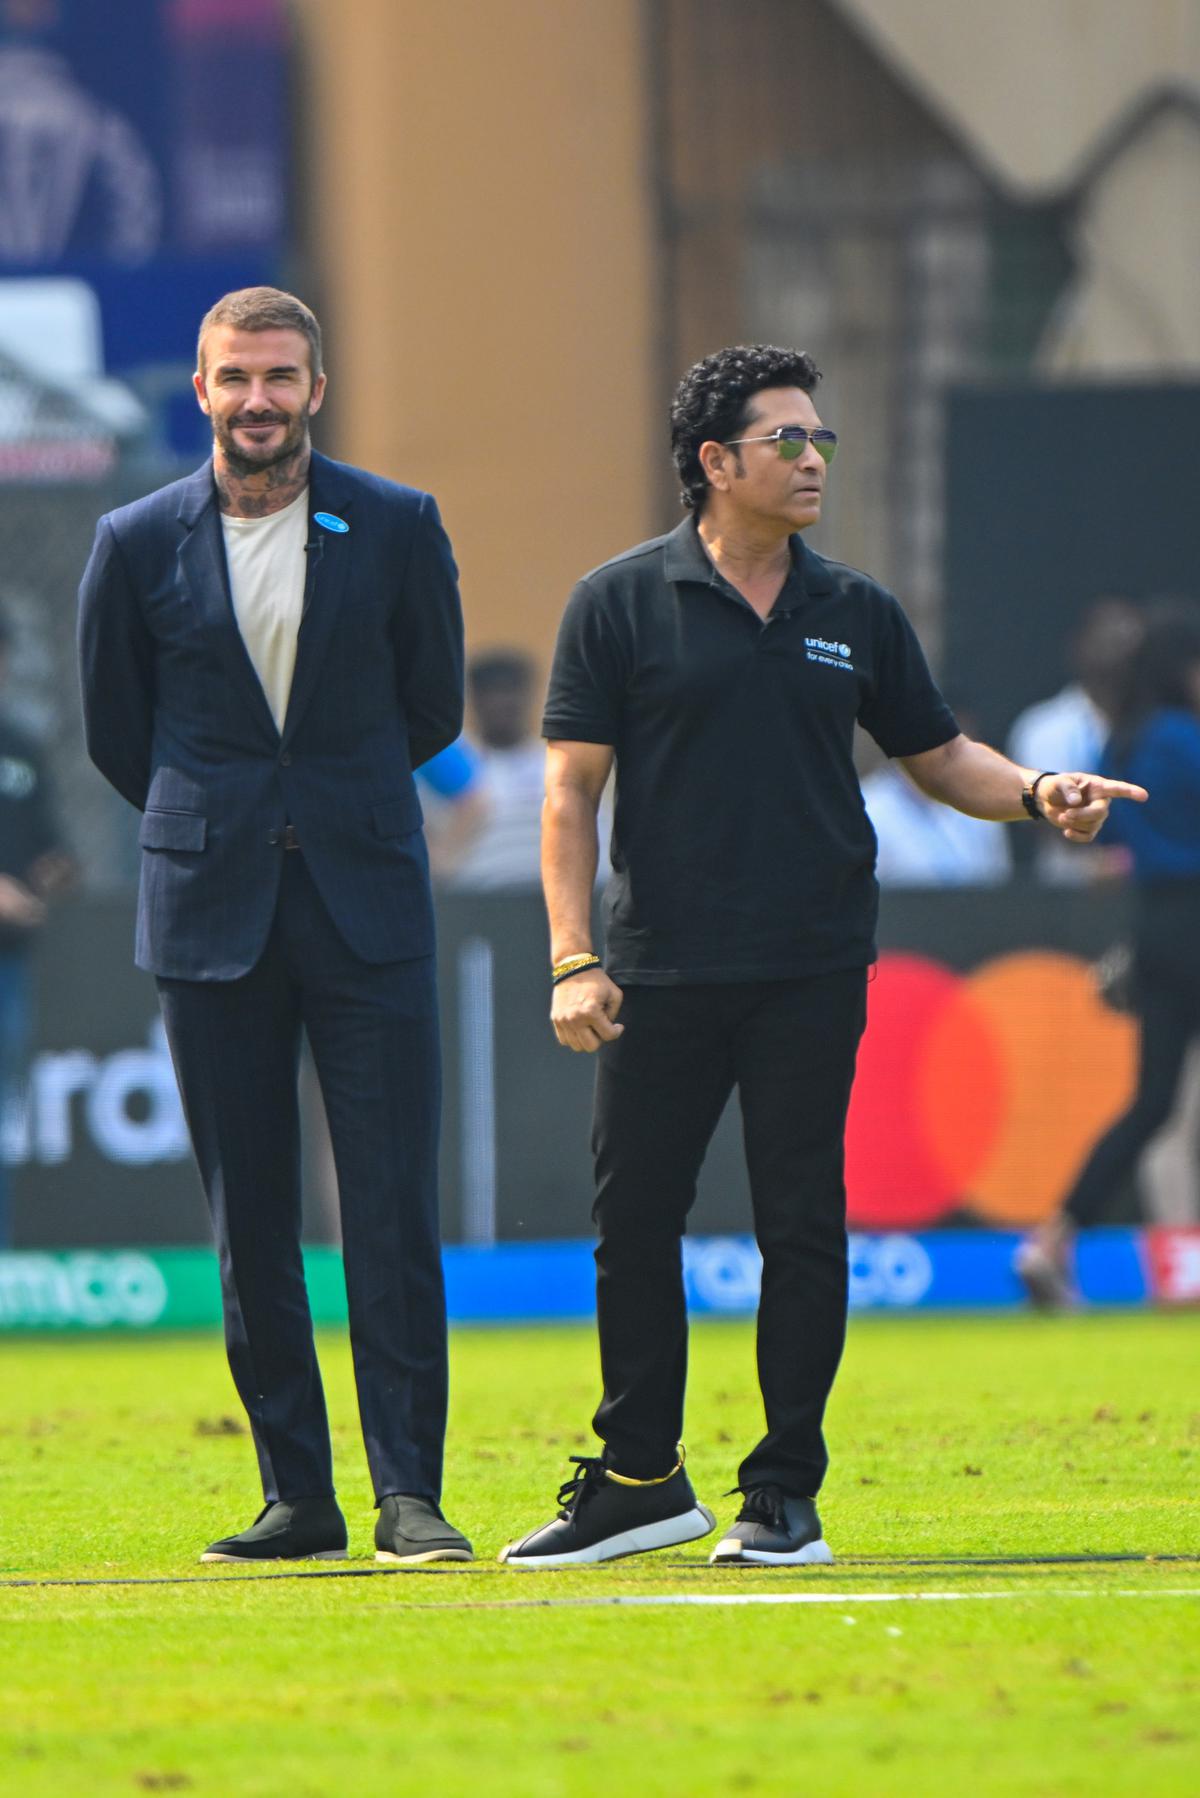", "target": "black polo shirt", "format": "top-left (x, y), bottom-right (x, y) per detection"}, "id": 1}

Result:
top-left (542, 517), bottom-right (958, 984)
